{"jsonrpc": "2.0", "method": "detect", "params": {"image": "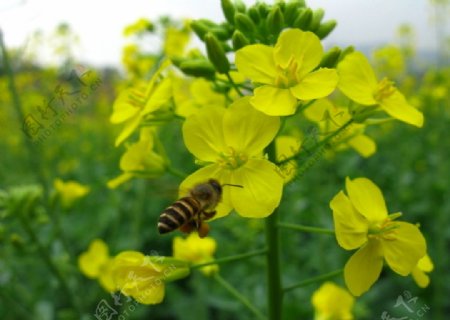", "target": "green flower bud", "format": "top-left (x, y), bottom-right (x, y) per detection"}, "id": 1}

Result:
top-left (266, 6), bottom-right (285, 36)
top-left (316, 20), bottom-right (337, 39)
top-left (248, 6), bottom-right (261, 24)
top-left (339, 45), bottom-right (355, 62)
top-left (235, 12), bottom-right (257, 35)
top-left (221, 0), bottom-right (236, 24)
top-left (232, 30), bottom-right (250, 50)
top-left (210, 25), bottom-right (233, 41)
top-left (308, 8), bottom-right (325, 31)
top-left (234, 0), bottom-right (246, 13)
top-left (205, 33), bottom-right (230, 74)
top-left (257, 2), bottom-right (270, 19)
top-left (284, 4), bottom-right (301, 26)
top-left (190, 20), bottom-right (210, 41)
top-left (179, 59), bottom-right (216, 78)
top-left (293, 8), bottom-right (312, 30)
top-left (318, 47), bottom-right (341, 68)
top-left (288, 0), bottom-right (306, 7)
